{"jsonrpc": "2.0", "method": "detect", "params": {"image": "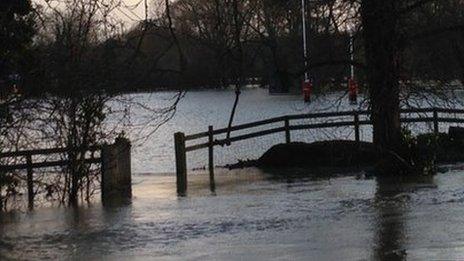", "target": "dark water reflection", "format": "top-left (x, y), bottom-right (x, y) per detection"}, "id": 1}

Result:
top-left (2, 168), bottom-right (464, 260)
top-left (373, 175), bottom-right (433, 260)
